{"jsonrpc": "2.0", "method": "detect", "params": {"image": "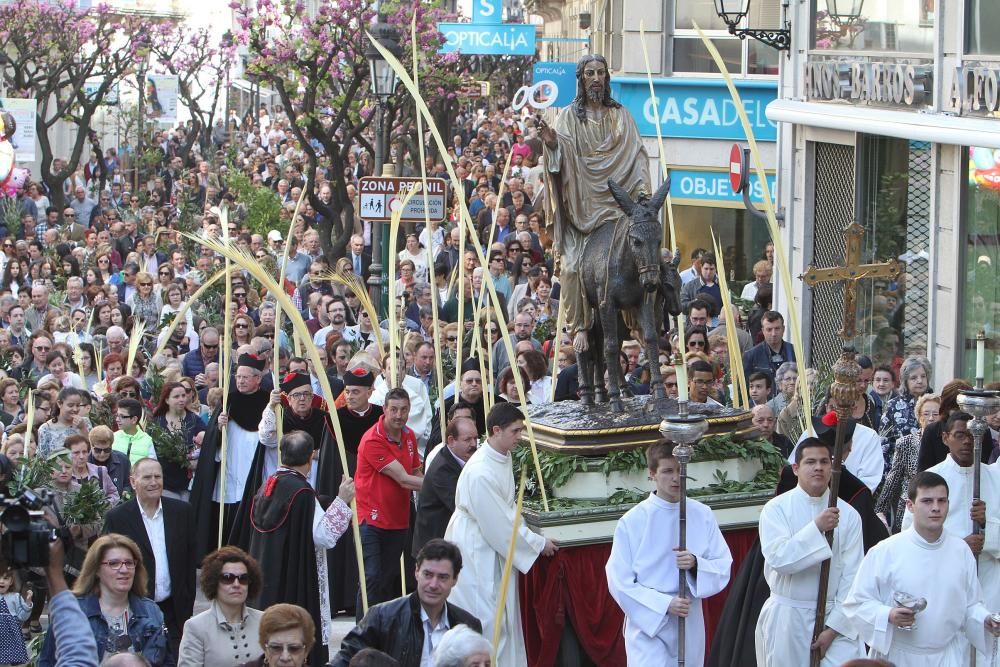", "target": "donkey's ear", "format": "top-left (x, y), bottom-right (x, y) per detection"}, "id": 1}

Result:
top-left (648, 177), bottom-right (671, 213)
top-left (608, 178), bottom-right (634, 216)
